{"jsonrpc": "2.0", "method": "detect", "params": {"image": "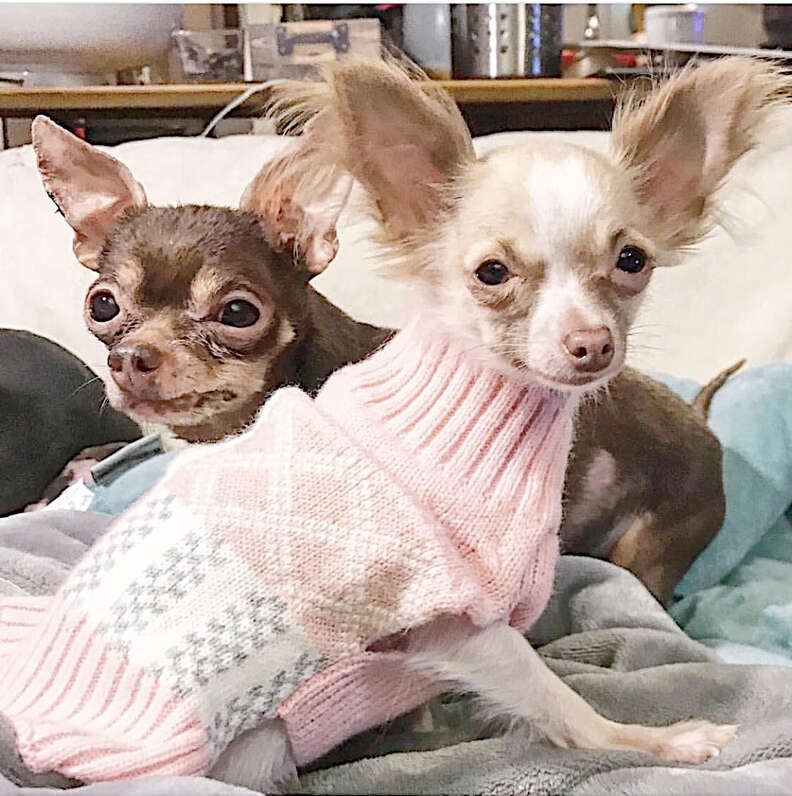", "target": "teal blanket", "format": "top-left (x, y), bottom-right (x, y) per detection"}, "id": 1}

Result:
top-left (659, 363), bottom-right (792, 664)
